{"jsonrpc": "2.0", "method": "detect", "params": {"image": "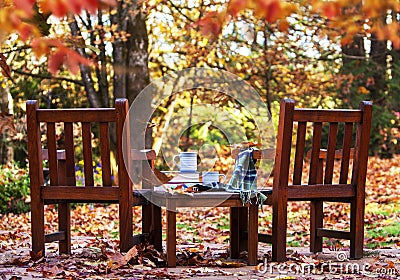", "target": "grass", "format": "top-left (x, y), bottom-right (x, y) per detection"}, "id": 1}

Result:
top-left (365, 221), bottom-right (400, 249)
top-left (365, 202), bottom-right (400, 216)
top-left (287, 240), bottom-right (302, 247)
top-left (367, 222), bottom-right (400, 238)
top-left (177, 223), bottom-right (194, 231)
top-left (366, 241), bottom-right (397, 249)
top-left (110, 230), bottom-right (119, 239)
